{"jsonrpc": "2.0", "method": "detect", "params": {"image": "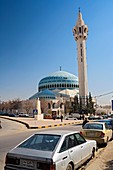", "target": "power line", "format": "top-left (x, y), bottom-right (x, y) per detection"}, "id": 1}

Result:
top-left (95, 91), bottom-right (113, 98)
